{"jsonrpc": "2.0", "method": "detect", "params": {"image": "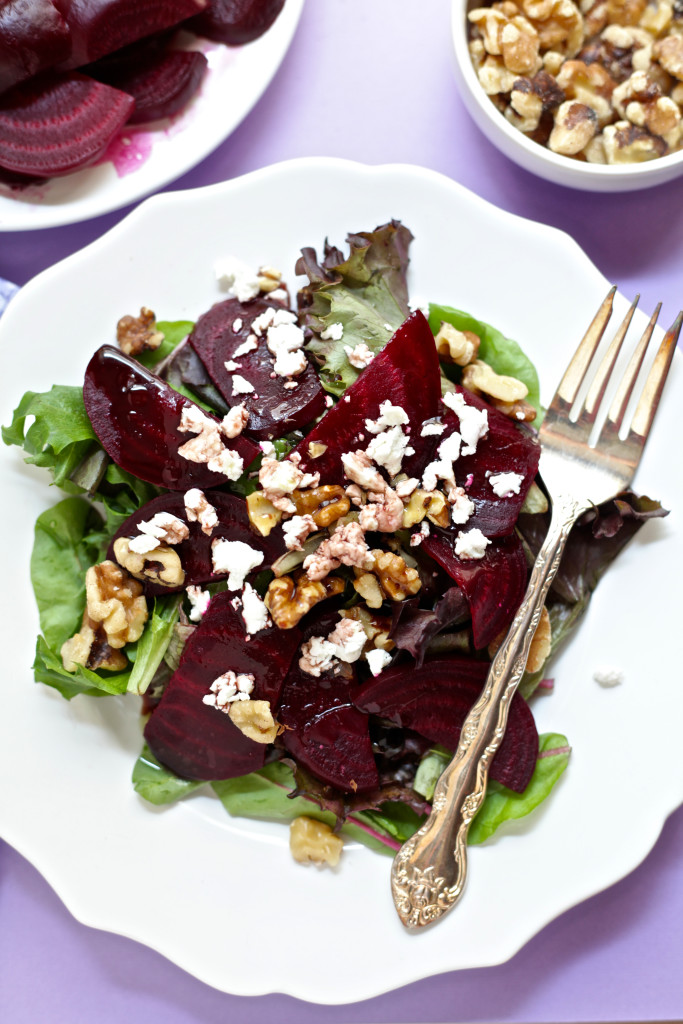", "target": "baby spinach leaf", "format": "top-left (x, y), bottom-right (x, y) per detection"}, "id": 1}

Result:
top-left (133, 744), bottom-right (205, 805)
